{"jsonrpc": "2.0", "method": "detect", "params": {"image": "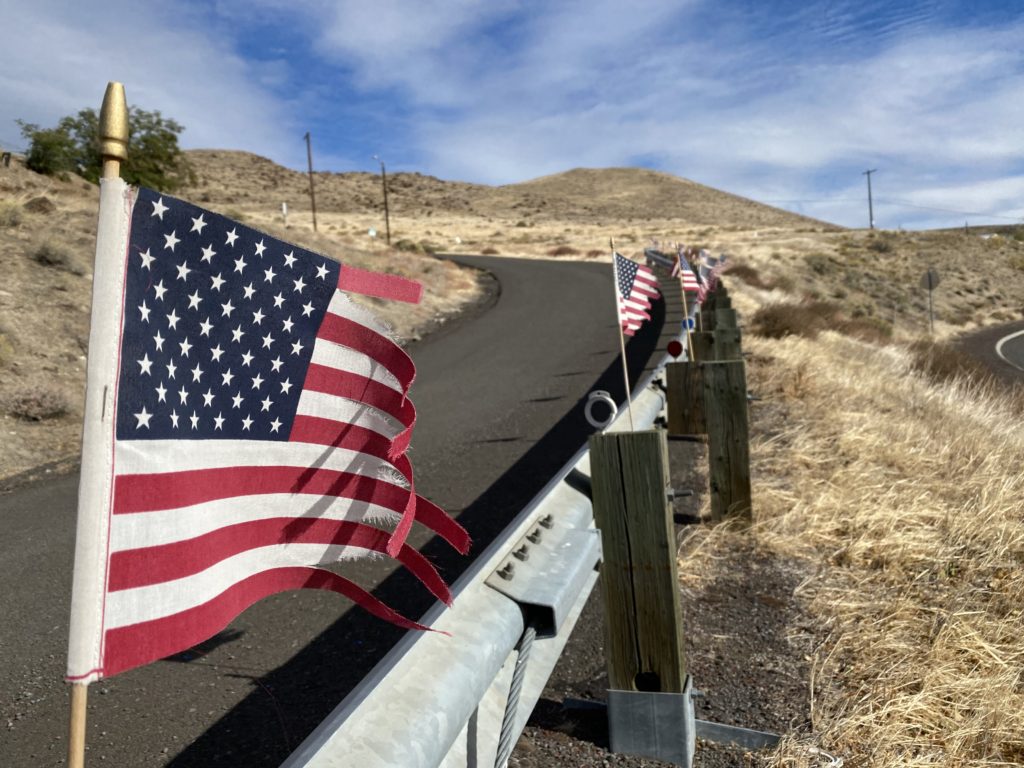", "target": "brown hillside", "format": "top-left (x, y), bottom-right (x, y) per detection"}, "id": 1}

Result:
top-left (184, 150), bottom-right (830, 229)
